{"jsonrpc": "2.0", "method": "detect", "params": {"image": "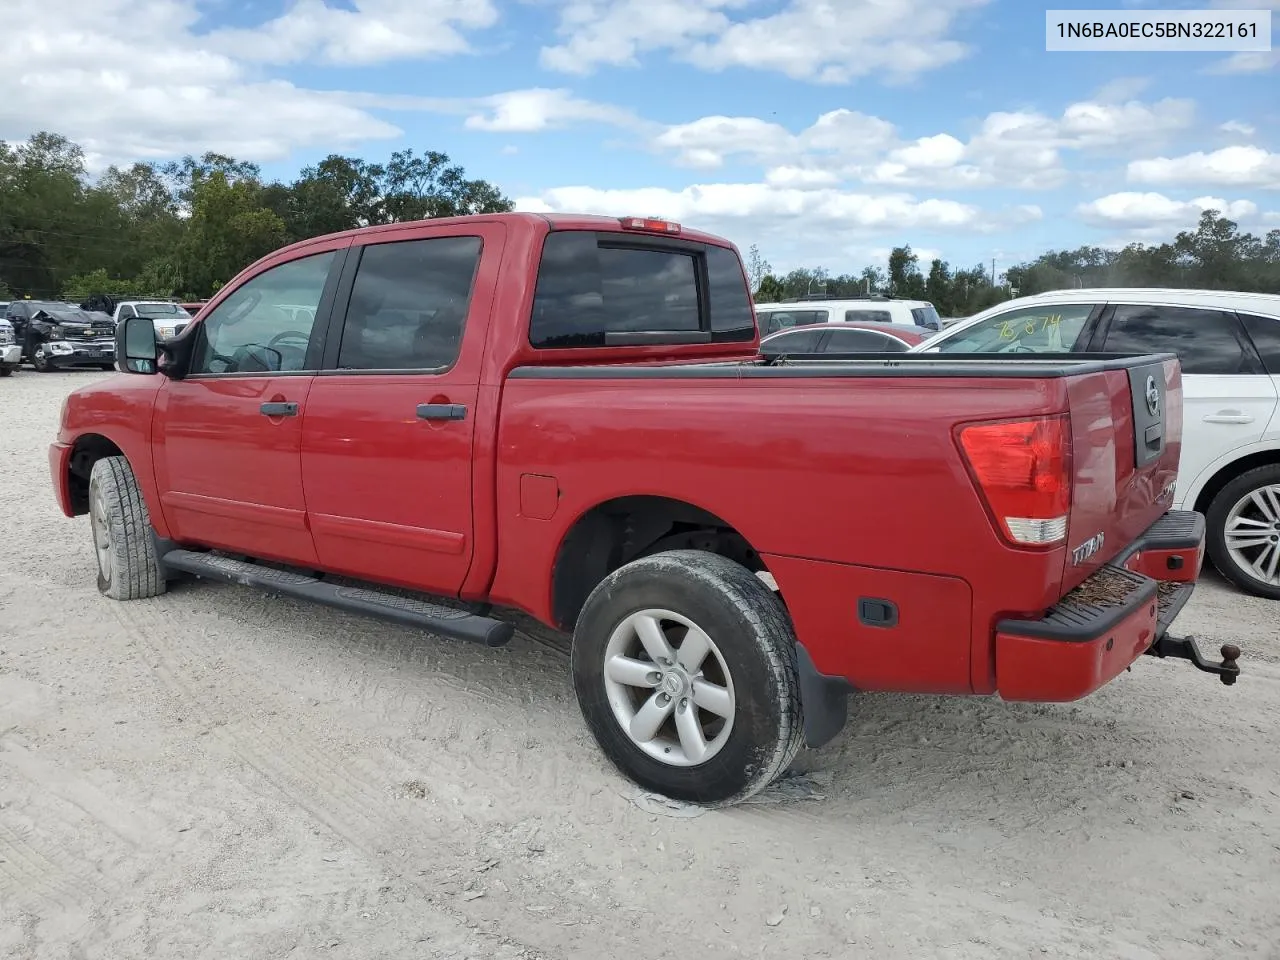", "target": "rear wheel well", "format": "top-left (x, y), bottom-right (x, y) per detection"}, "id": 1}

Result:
top-left (67, 434), bottom-right (124, 515)
top-left (1193, 449), bottom-right (1280, 517)
top-left (550, 496), bottom-right (767, 632)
